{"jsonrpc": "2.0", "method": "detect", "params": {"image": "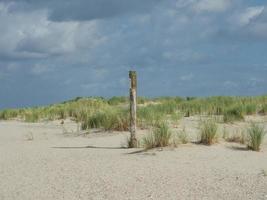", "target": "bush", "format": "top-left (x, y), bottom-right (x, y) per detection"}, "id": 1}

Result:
top-left (223, 105), bottom-right (244, 123)
top-left (247, 123), bottom-right (266, 151)
top-left (199, 120), bottom-right (218, 145)
top-left (142, 122), bottom-right (171, 149)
